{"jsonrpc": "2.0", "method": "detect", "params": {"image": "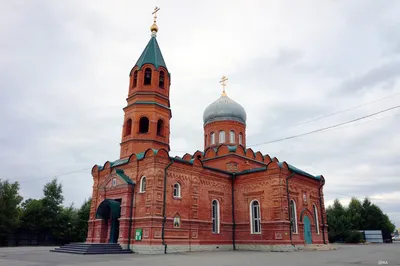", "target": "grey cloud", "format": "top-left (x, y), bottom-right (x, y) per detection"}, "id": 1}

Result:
top-left (341, 60), bottom-right (400, 93)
